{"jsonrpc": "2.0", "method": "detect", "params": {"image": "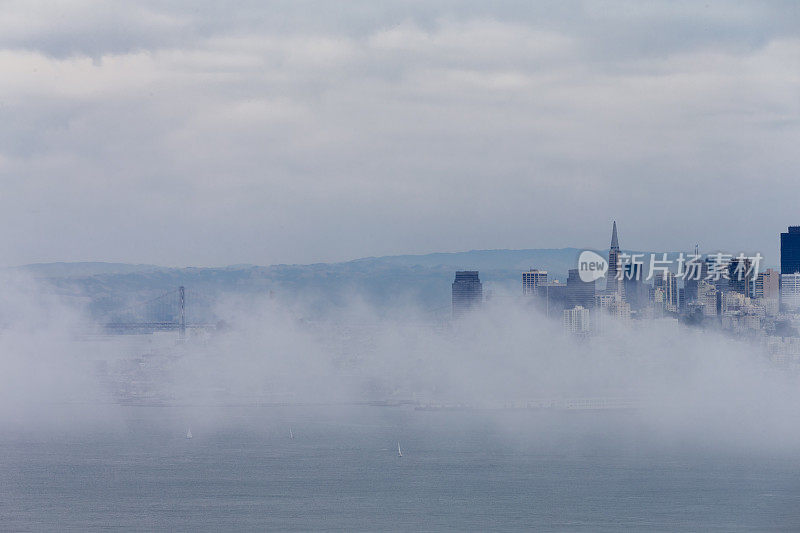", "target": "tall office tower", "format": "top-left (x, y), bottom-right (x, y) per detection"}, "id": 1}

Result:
top-left (563, 305), bottom-right (590, 336)
top-left (705, 256), bottom-right (730, 292)
top-left (754, 273), bottom-right (762, 298)
top-left (780, 273), bottom-right (800, 312)
top-left (539, 281), bottom-right (568, 316)
top-left (781, 226), bottom-right (800, 274)
top-left (452, 271), bottom-right (483, 318)
top-left (660, 271), bottom-right (679, 312)
top-left (683, 245), bottom-right (708, 303)
top-left (623, 263), bottom-right (645, 311)
top-left (522, 269), bottom-right (547, 296)
top-left (606, 221), bottom-right (622, 296)
top-left (698, 280), bottom-right (718, 316)
top-left (727, 257), bottom-right (753, 296)
top-left (567, 268), bottom-right (595, 309)
top-left (755, 268), bottom-right (780, 299)
top-left (683, 278), bottom-right (698, 303)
